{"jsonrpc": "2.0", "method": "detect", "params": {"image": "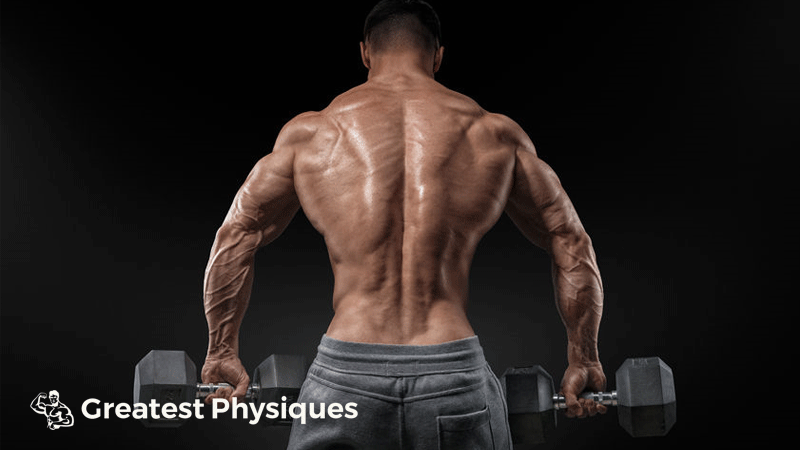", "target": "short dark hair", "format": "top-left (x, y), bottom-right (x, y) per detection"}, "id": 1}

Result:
top-left (363, 0), bottom-right (442, 53)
